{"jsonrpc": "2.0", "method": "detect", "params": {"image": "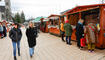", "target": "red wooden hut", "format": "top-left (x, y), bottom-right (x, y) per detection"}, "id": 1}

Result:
top-left (63, 4), bottom-right (105, 49)
top-left (48, 14), bottom-right (60, 36)
top-left (40, 18), bottom-right (49, 33)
